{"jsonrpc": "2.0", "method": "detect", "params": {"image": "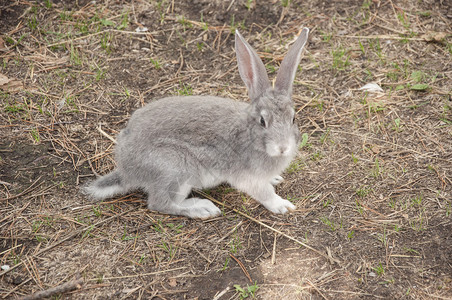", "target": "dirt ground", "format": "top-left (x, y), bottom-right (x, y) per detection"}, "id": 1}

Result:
top-left (0, 0), bottom-right (451, 299)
